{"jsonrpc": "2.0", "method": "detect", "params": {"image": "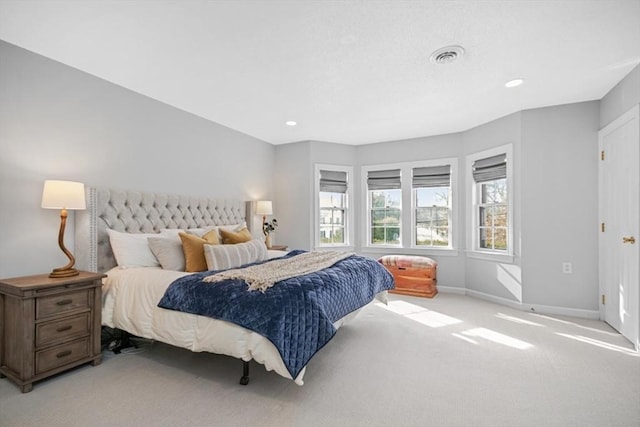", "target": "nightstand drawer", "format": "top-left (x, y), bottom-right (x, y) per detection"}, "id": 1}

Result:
top-left (36, 289), bottom-right (89, 319)
top-left (36, 313), bottom-right (90, 348)
top-left (36, 337), bottom-right (90, 374)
